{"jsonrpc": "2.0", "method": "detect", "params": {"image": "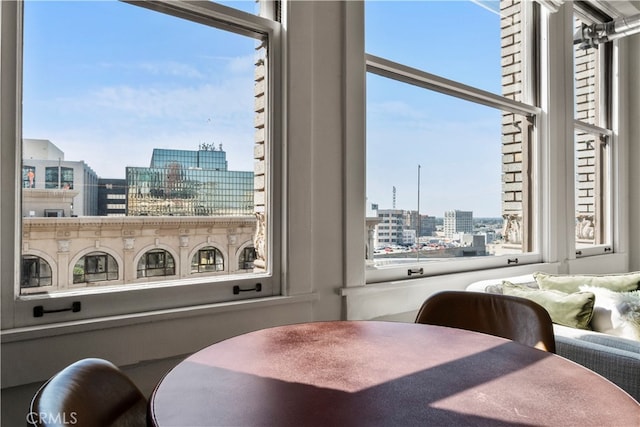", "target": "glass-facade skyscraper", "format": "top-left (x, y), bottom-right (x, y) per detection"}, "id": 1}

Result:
top-left (126, 146), bottom-right (253, 216)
